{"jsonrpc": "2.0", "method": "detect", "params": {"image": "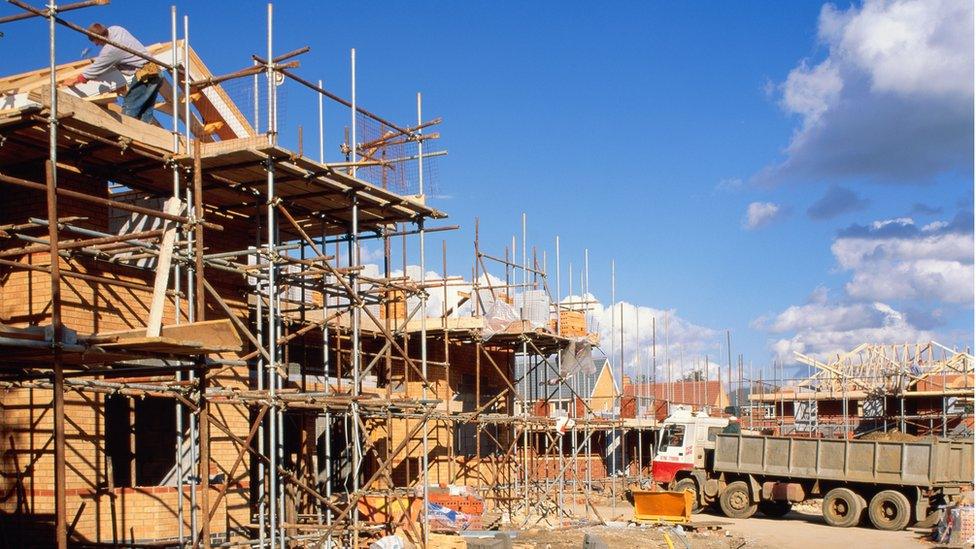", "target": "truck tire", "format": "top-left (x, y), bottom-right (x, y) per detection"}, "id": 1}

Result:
top-left (759, 500), bottom-right (792, 517)
top-left (822, 487), bottom-right (863, 528)
top-left (868, 490), bottom-right (911, 531)
top-left (674, 478), bottom-right (702, 513)
top-left (719, 481), bottom-right (757, 519)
